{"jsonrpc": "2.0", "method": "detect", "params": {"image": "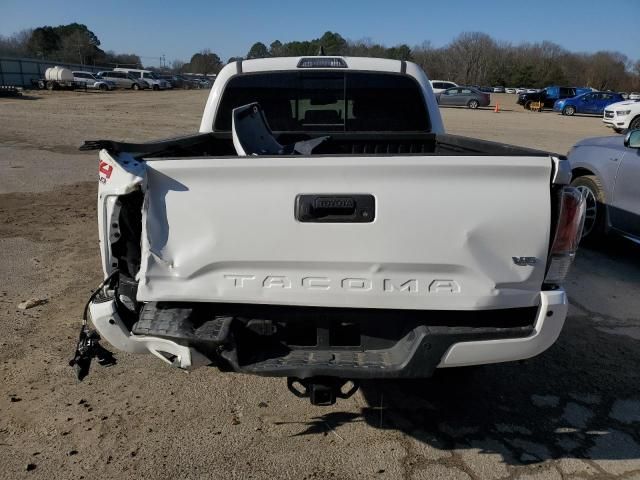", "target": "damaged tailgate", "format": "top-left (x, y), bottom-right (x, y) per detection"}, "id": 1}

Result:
top-left (136, 155), bottom-right (553, 310)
